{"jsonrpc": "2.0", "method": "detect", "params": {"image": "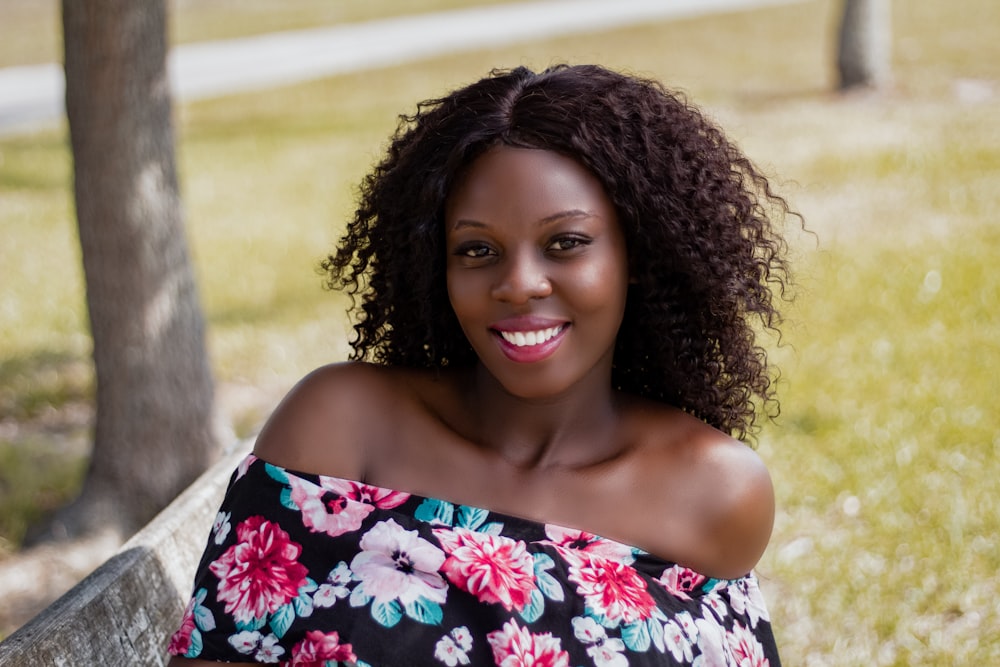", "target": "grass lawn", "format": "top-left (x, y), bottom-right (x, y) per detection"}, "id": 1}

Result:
top-left (2, 0), bottom-right (999, 662)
